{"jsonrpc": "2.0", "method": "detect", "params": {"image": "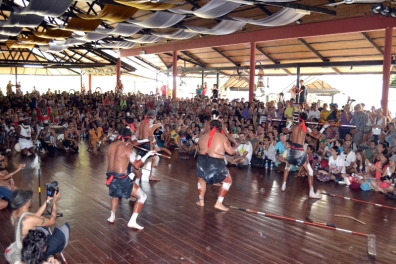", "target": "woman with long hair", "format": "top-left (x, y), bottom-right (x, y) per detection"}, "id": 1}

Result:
top-left (370, 154), bottom-right (392, 192)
